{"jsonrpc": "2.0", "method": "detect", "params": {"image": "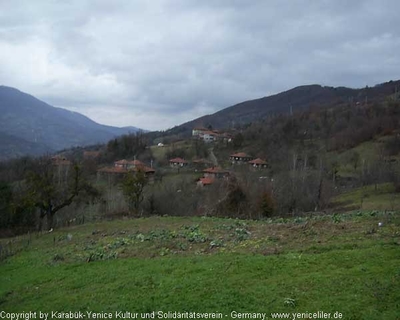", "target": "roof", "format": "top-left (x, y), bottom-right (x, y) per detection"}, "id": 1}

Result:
top-left (200, 130), bottom-right (215, 135)
top-left (98, 165), bottom-right (155, 174)
top-left (193, 127), bottom-right (208, 131)
top-left (114, 159), bottom-right (129, 165)
top-left (134, 165), bottom-right (155, 173)
top-left (97, 166), bottom-right (128, 174)
top-left (248, 158), bottom-right (268, 165)
top-left (203, 166), bottom-right (229, 174)
top-left (169, 157), bottom-right (188, 163)
top-left (131, 160), bottom-right (145, 166)
top-left (198, 177), bottom-right (214, 185)
top-left (230, 152), bottom-right (251, 158)
top-left (114, 159), bottom-right (145, 166)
